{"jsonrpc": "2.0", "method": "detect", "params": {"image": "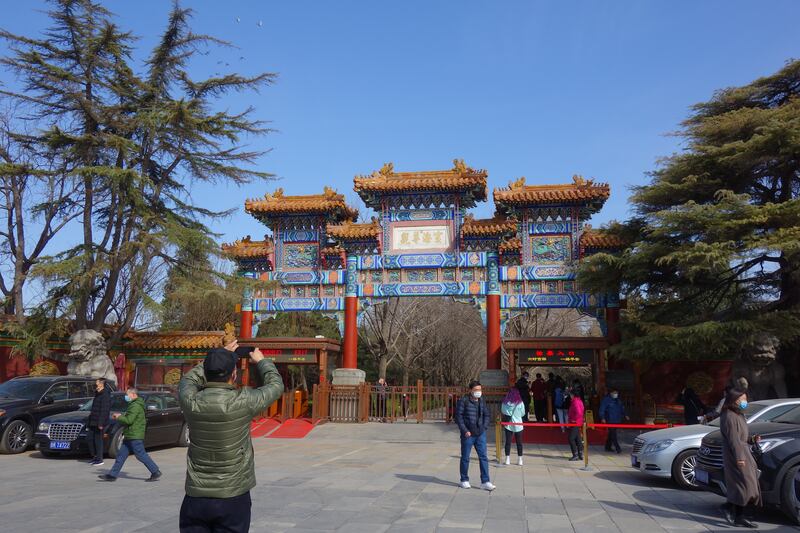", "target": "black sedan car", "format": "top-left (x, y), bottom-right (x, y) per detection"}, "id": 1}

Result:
top-left (0, 375), bottom-right (102, 454)
top-left (695, 405), bottom-right (800, 524)
top-left (34, 391), bottom-right (189, 458)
